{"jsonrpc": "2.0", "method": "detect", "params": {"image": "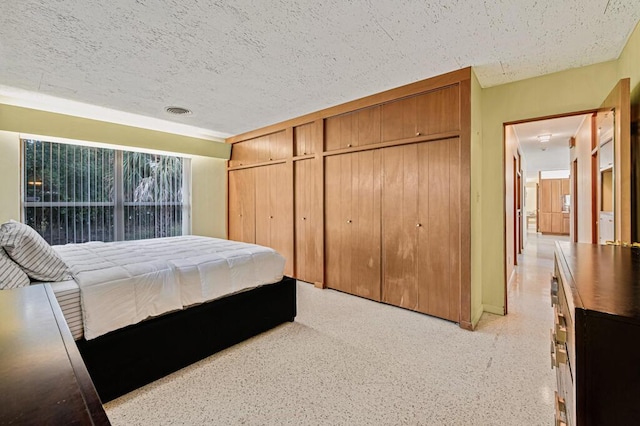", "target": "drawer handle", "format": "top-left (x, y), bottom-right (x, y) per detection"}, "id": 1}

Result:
top-left (555, 391), bottom-right (567, 426)
top-left (550, 274), bottom-right (559, 307)
top-left (550, 330), bottom-right (567, 369)
top-left (554, 306), bottom-right (567, 344)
